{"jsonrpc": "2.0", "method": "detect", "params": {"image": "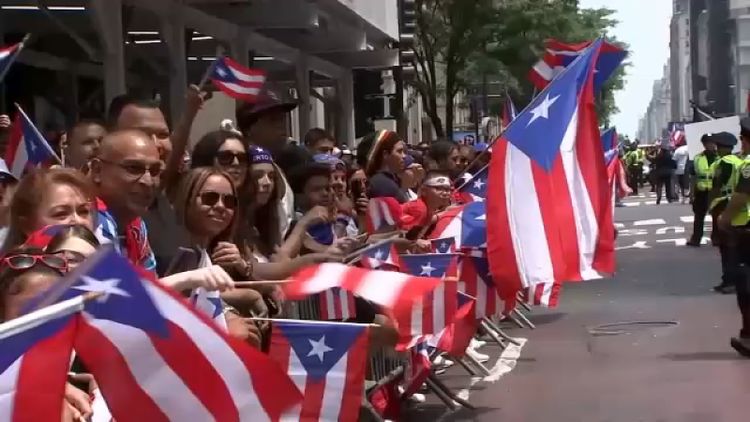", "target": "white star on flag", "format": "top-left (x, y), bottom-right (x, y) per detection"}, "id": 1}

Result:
top-left (420, 262), bottom-right (436, 276)
top-left (373, 249), bottom-right (384, 260)
top-left (72, 276), bottom-right (131, 302)
top-left (475, 214), bottom-right (486, 221)
top-left (307, 335), bottom-right (333, 362)
top-left (527, 93), bottom-right (560, 127)
top-left (216, 66), bottom-right (227, 78)
top-left (473, 179), bottom-right (485, 190)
